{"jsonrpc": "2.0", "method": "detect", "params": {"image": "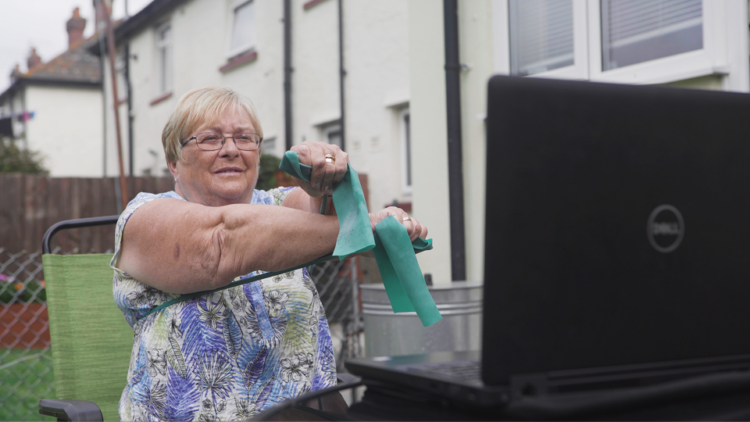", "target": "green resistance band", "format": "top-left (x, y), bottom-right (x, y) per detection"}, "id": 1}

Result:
top-left (280, 151), bottom-right (442, 327)
top-left (143, 152), bottom-right (441, 327)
